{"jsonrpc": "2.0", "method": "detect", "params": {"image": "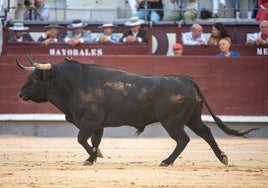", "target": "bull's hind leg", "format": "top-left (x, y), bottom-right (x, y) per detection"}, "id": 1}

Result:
top-left (160, 121), bottom-right (190, 166)
top-left (187, 118), bottom-right (228, 166)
